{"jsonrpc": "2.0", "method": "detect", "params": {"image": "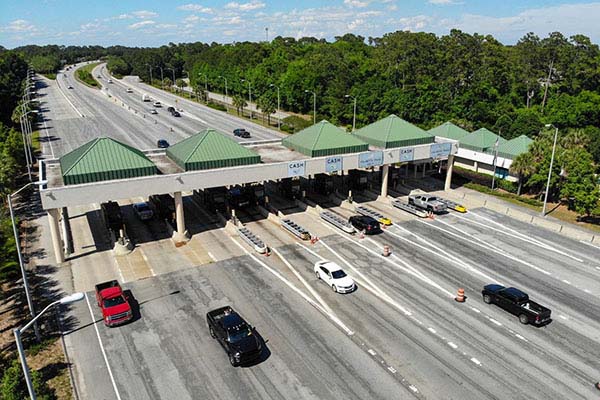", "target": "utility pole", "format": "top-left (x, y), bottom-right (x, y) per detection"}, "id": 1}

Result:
top-left (270, 84), bottom-right (281, 130)
top-left (145, 64), bottom-right (152, 85)
top-left (540, 59), bottom-right (553, 114)
top-left (265, 27), bottom-right (269, 42)
top-left (305, 90), bottom-right (316, 124)
top-left (345, 94), bottom-right (357, 131)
